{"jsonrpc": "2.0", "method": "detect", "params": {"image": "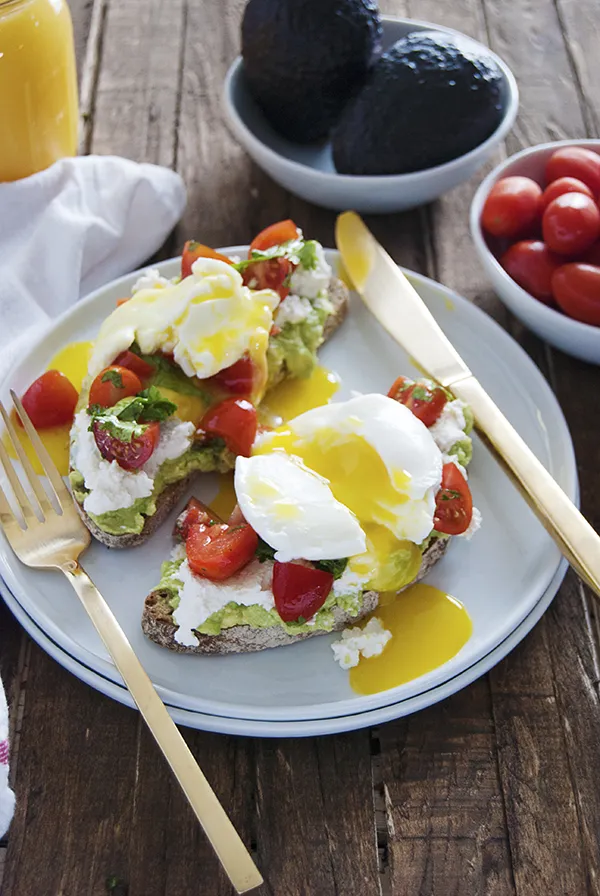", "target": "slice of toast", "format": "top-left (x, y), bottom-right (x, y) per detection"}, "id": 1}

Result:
top-left (72, 277), bottom-right (349, 549)
top-left (141, 536), bottom-right (448, 655)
